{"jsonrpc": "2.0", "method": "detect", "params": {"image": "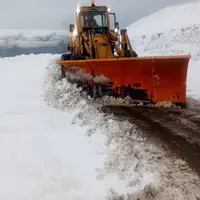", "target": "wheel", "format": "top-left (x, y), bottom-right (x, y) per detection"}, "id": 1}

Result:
top-left (60, 53), bottom-right (71, 78)
top-left (175, 102), bottom-right (187, 109)
top-left (92, 84), bottom-right (97, 99)
top-left (61, 53), bottom-right (71, 60)
top-left (125, 50), bottom-right (138, 57)
top-left (98, 85), bottom-right (104, 98)
top-left (70, 53), bottom-right (86, 60)
top-left (61, 66), bottom-right (66, 78)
